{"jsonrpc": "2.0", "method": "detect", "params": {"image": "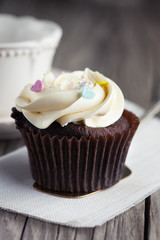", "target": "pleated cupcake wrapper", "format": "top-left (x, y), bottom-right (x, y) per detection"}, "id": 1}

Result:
top-left (19, 110), bottom-right (139, 195)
